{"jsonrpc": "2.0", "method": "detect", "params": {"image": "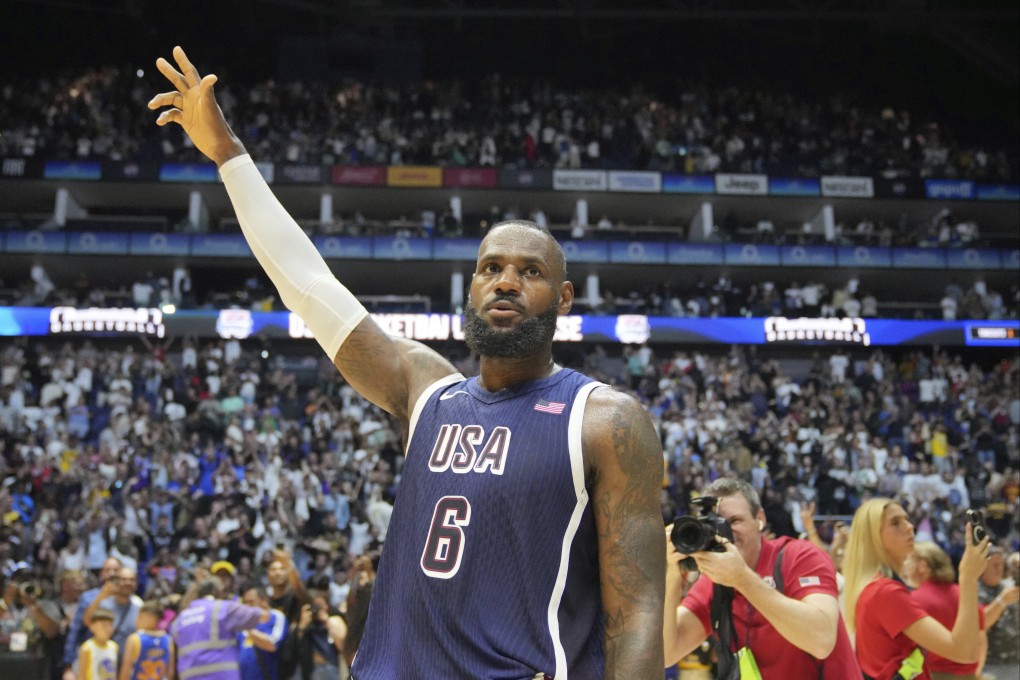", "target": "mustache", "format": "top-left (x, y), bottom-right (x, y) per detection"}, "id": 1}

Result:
top-left (485, 295), bottom-right (525, 312)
